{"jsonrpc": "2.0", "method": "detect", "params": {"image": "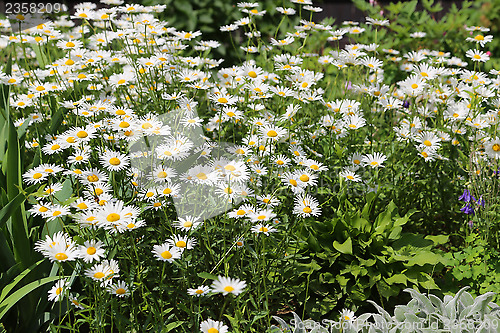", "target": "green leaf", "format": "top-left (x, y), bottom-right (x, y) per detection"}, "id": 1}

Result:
top-left (0, 184), bottom-right (37, 228)
top-left (333, 238), bottom-right (352, 255)
top-left (0, 275), bottom-right (64, 320)
top-left (164, 321), bottom-right (184, 332)
top-left (424, 235), bottom-right (449, 245)
top-left (406, 252), bottom-right (442, 266)
top-left (0, 259), bottom-right (44, 303)
top-left (385, 273), bottom-right (408, 286)
top-left (197, 272), bottom-right (218, 281)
